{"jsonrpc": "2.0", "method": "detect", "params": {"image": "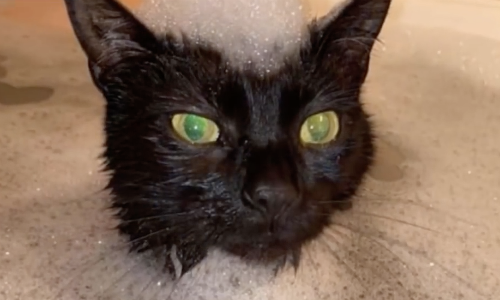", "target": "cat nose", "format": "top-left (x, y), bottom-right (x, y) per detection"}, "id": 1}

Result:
top-left (243, 184), bottom-right (298, 214)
